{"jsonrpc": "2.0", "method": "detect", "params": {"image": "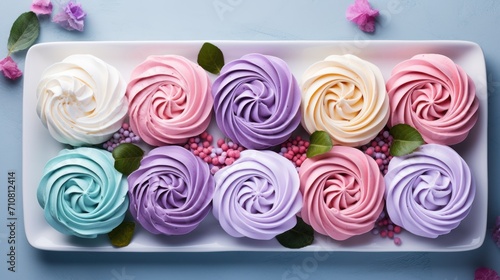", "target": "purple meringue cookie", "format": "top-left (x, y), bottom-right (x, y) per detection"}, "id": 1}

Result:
top-left (212, 53), bottom-right (301, 149)
top-left (212, 150), bottom-right (303, 240)
top-left (384, 144), bottom-right (475, 238)
top-left (128, 146), bottom-right (214, 235)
